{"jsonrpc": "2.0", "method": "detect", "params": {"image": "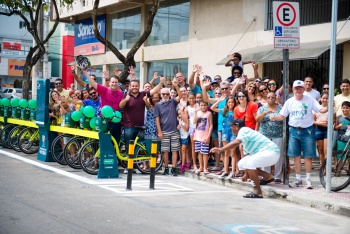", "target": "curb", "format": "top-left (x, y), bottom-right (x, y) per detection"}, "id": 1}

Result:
top-left (182, 171), bottom-right (350, 217)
